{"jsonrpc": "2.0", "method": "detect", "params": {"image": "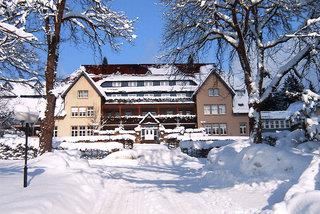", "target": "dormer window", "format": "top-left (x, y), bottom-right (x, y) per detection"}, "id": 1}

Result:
top-left (78, 90), bottom-right (88, 99)
top-left (112, 82), bottom-right (121, 87)
top-left (209, 88), bottom-right (219, 96)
